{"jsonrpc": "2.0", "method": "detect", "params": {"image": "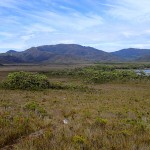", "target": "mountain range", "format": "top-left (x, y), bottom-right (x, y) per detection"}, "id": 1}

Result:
top-left (111, 48), bottom-right (150, 61)
top-left (0, 44), bottom-right (150, 64)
